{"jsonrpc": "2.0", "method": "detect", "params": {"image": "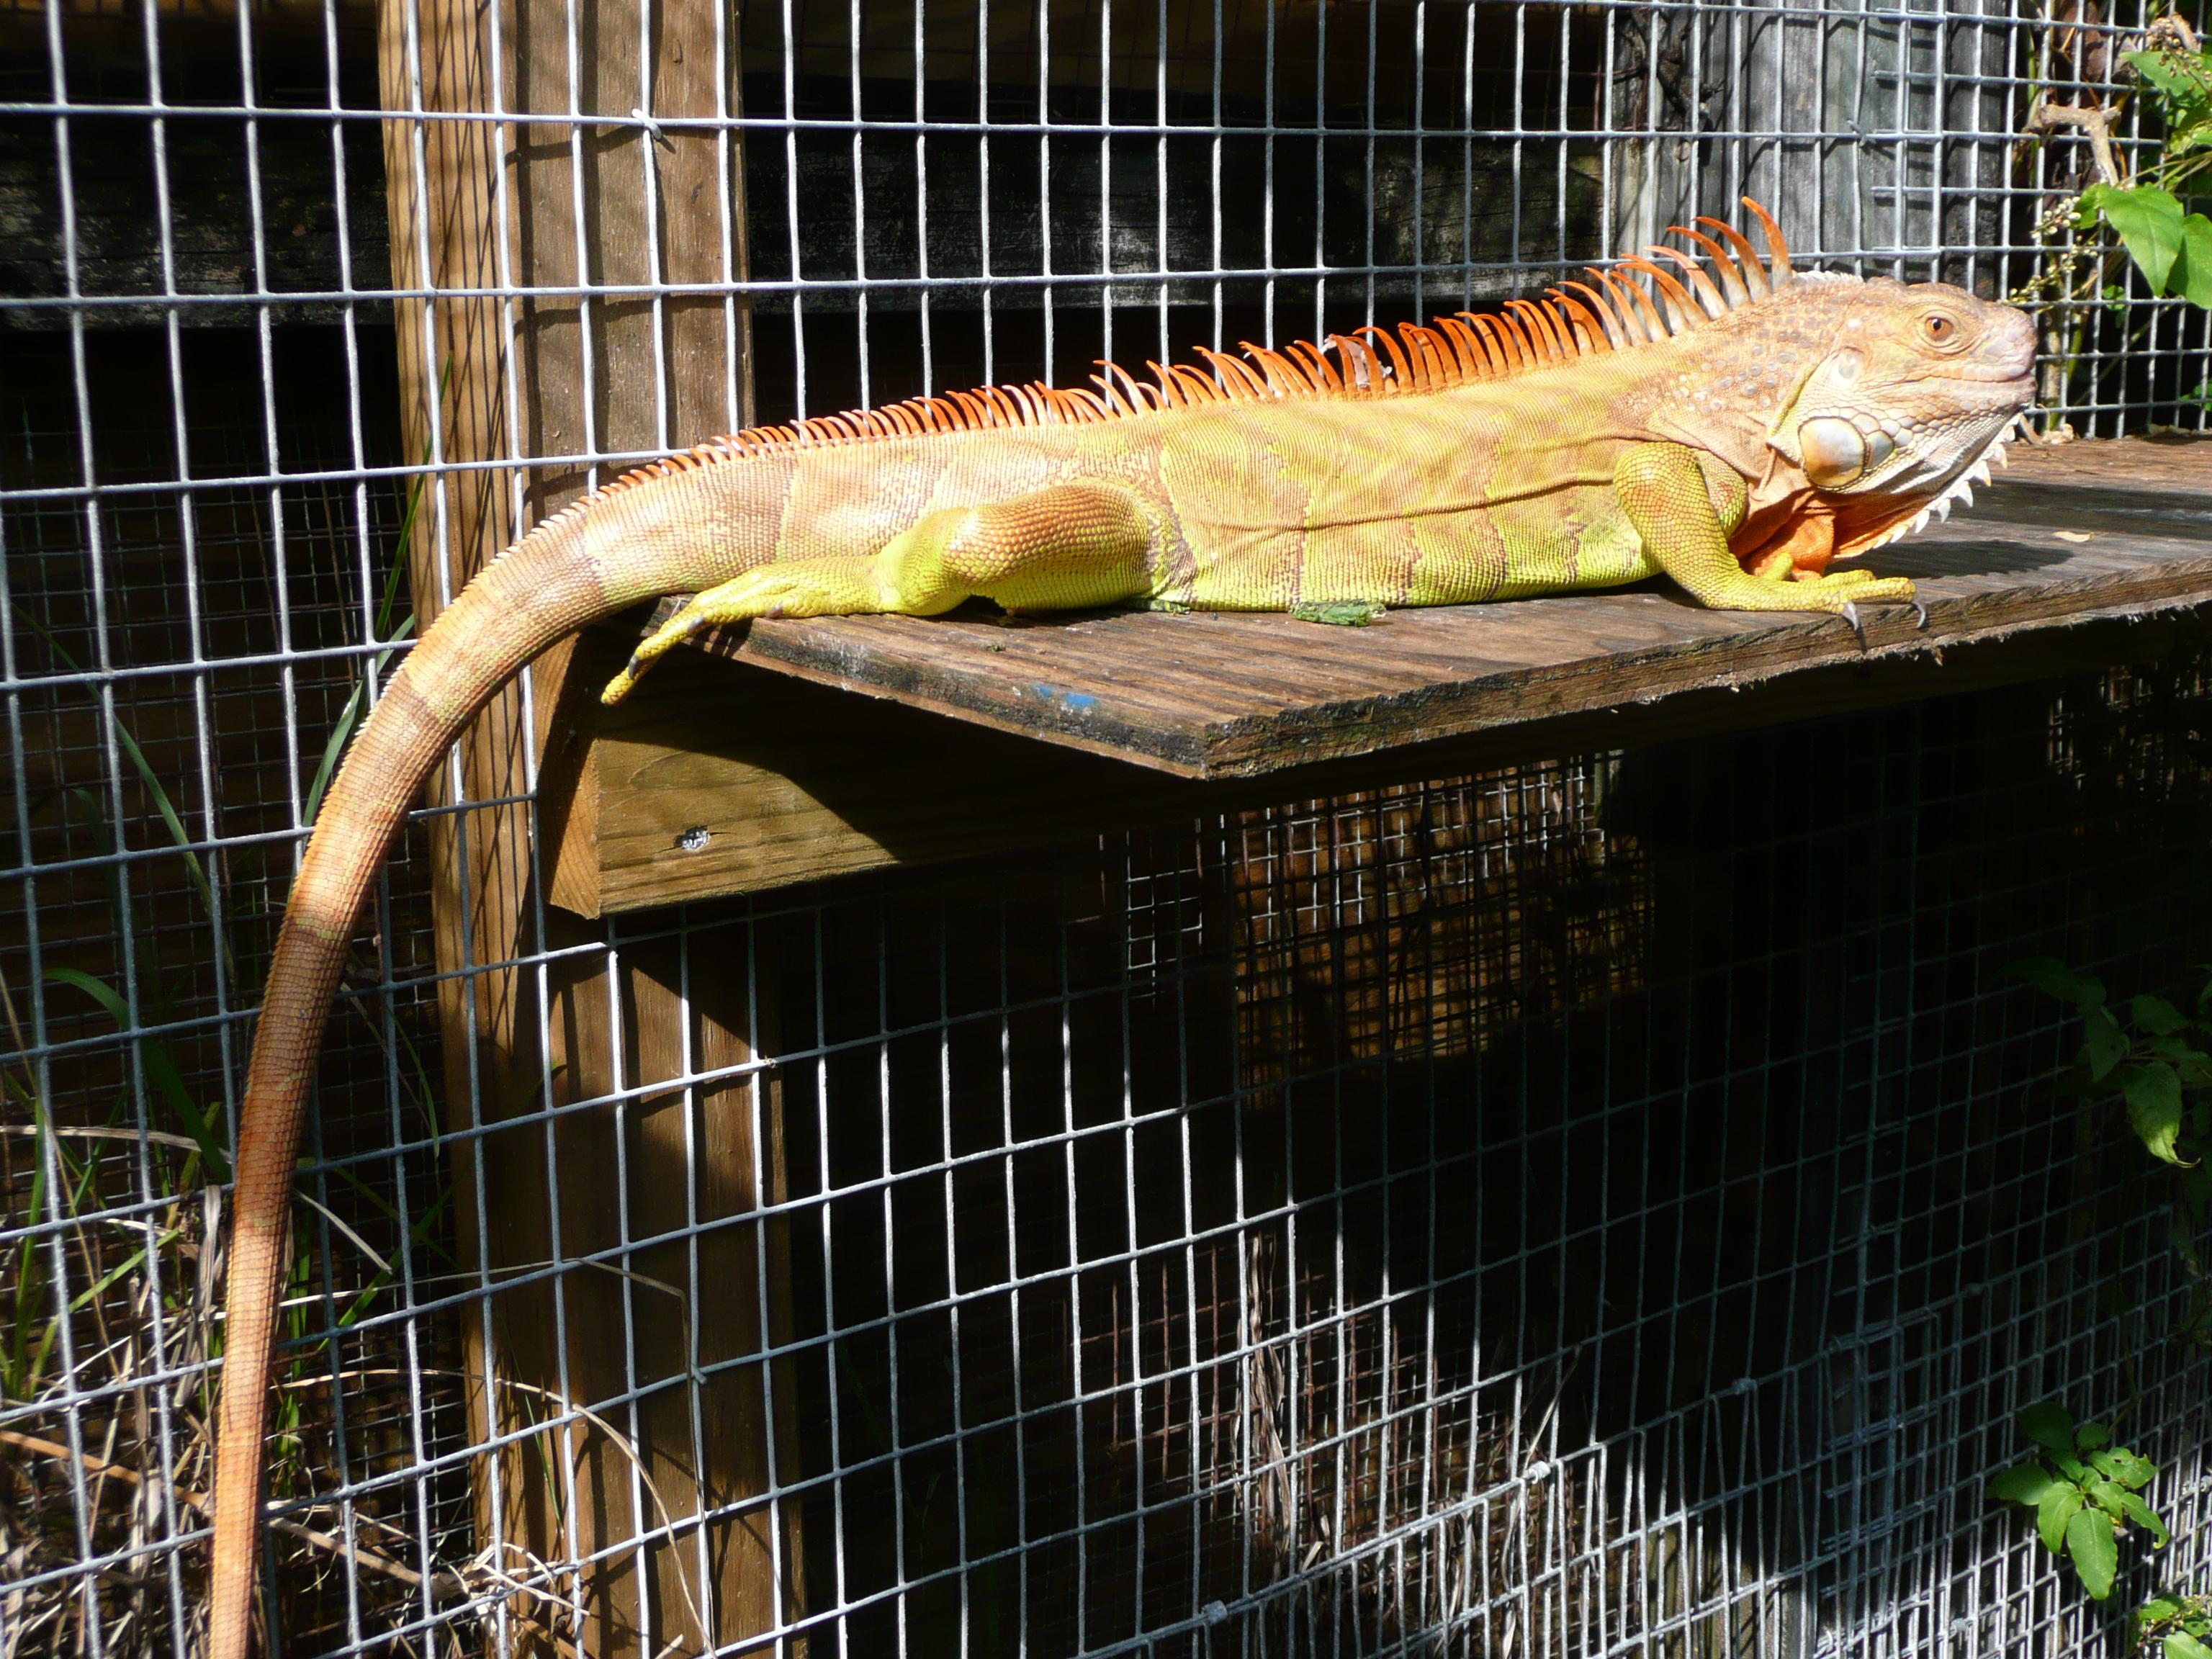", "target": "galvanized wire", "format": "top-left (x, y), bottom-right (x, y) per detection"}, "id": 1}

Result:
top-left (4, 0), bottom-right (2212, 1656)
